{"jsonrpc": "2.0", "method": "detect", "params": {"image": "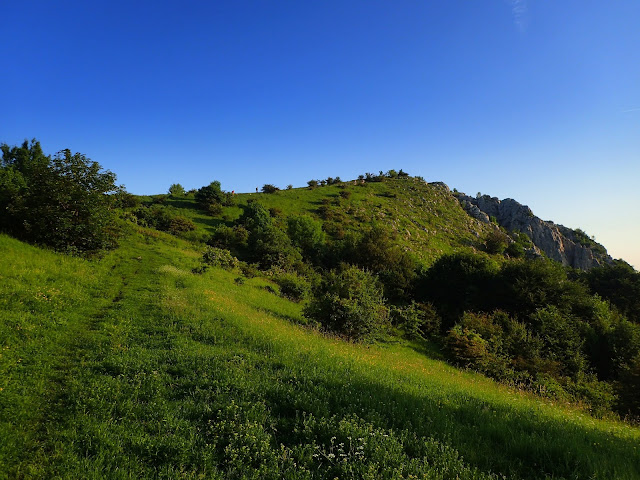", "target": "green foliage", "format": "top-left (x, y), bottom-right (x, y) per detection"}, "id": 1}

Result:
top-left (336, 224), bottom-right (417, 301)
top-left (617, 354), bottom-right (640, 416)
top-left (304, 266), bottom-right (389, 342)
top-left (0, 140), bottom-right (120, 254)
top-left (484, 229), bottom-right (509, 254)
top-left (275, 272), bottom-right (311, 302)
top-left (584, 260), bottom-right (640, 323)
top-left (262, 183), bottom-right (279, 193)
top-left (208, 224), bottom-right (250, 251)
top-left (416, 253), bottom-right (499, 330)
top-left (338, 189), bottom-right (351, 200)
top-left (287, 215), bottom-right (326, 263)
top-left (201, 246), bottom-right (239, 270)
top-left (168, 183), bottom-right (185, 196)
top-left (133, 205), bottom-right (195, 236)
top-left (390, 301), bottom-right (440, 339)
top-left (2, 222), bottom-right (640, 479)
top-left (195, 180), bottom-right (224, 212)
